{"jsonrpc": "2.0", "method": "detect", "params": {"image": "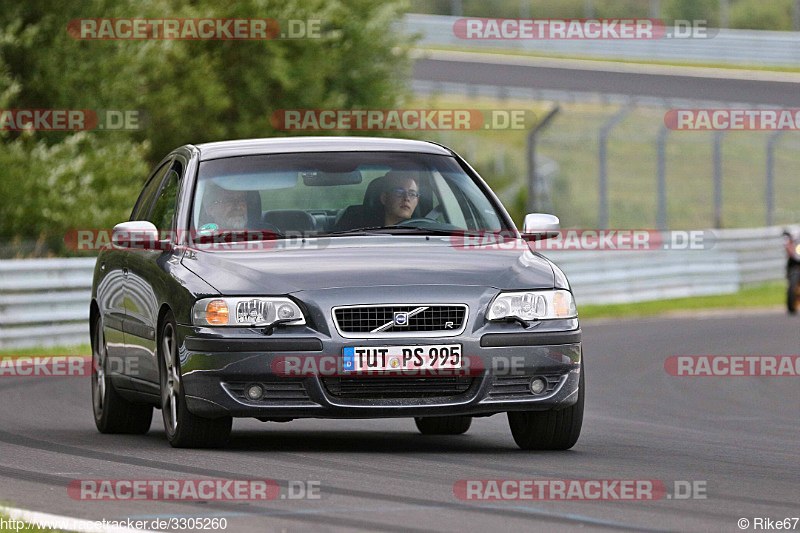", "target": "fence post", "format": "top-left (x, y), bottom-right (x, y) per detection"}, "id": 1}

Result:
top-left (649, 0), bottom-right (660, 17)
top-left (598, 105), bottom-right (632, 229)
top-left (656, 124), bottom-right (669, 230)
top-left (527, 105), bottom-right (560, 214)
top-left (719, 0), bottom-right (730, 28)
top-left (766, 130), bottom-right (785, 226)
top-left (794, 0), bottom-right (800, 31)
top-left (520, 0), bottom-right (530, 19)
top-left (713, 131), bottom-right (725, 229)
